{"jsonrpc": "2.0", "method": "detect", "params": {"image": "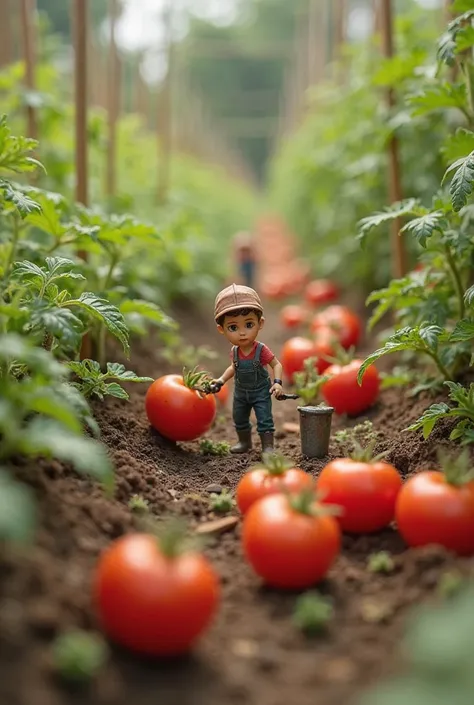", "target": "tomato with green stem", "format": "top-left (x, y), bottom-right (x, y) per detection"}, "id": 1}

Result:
top-left (242, 489), bottom-right (341, 589)
top-left (311, 305), bottom-right (361, 350)
top-left (395, 450), bottom-right (474, 556)
top-left (317, 440), bottom-right (402, 533)
top-left (236, 453), bottom-right (313, 514)
top-left (145, 368), bottom-right (216, 441)
top-left (321, 348), bottom-right (380, 416)
top-left (94, 526), bottom-right (220, 656)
